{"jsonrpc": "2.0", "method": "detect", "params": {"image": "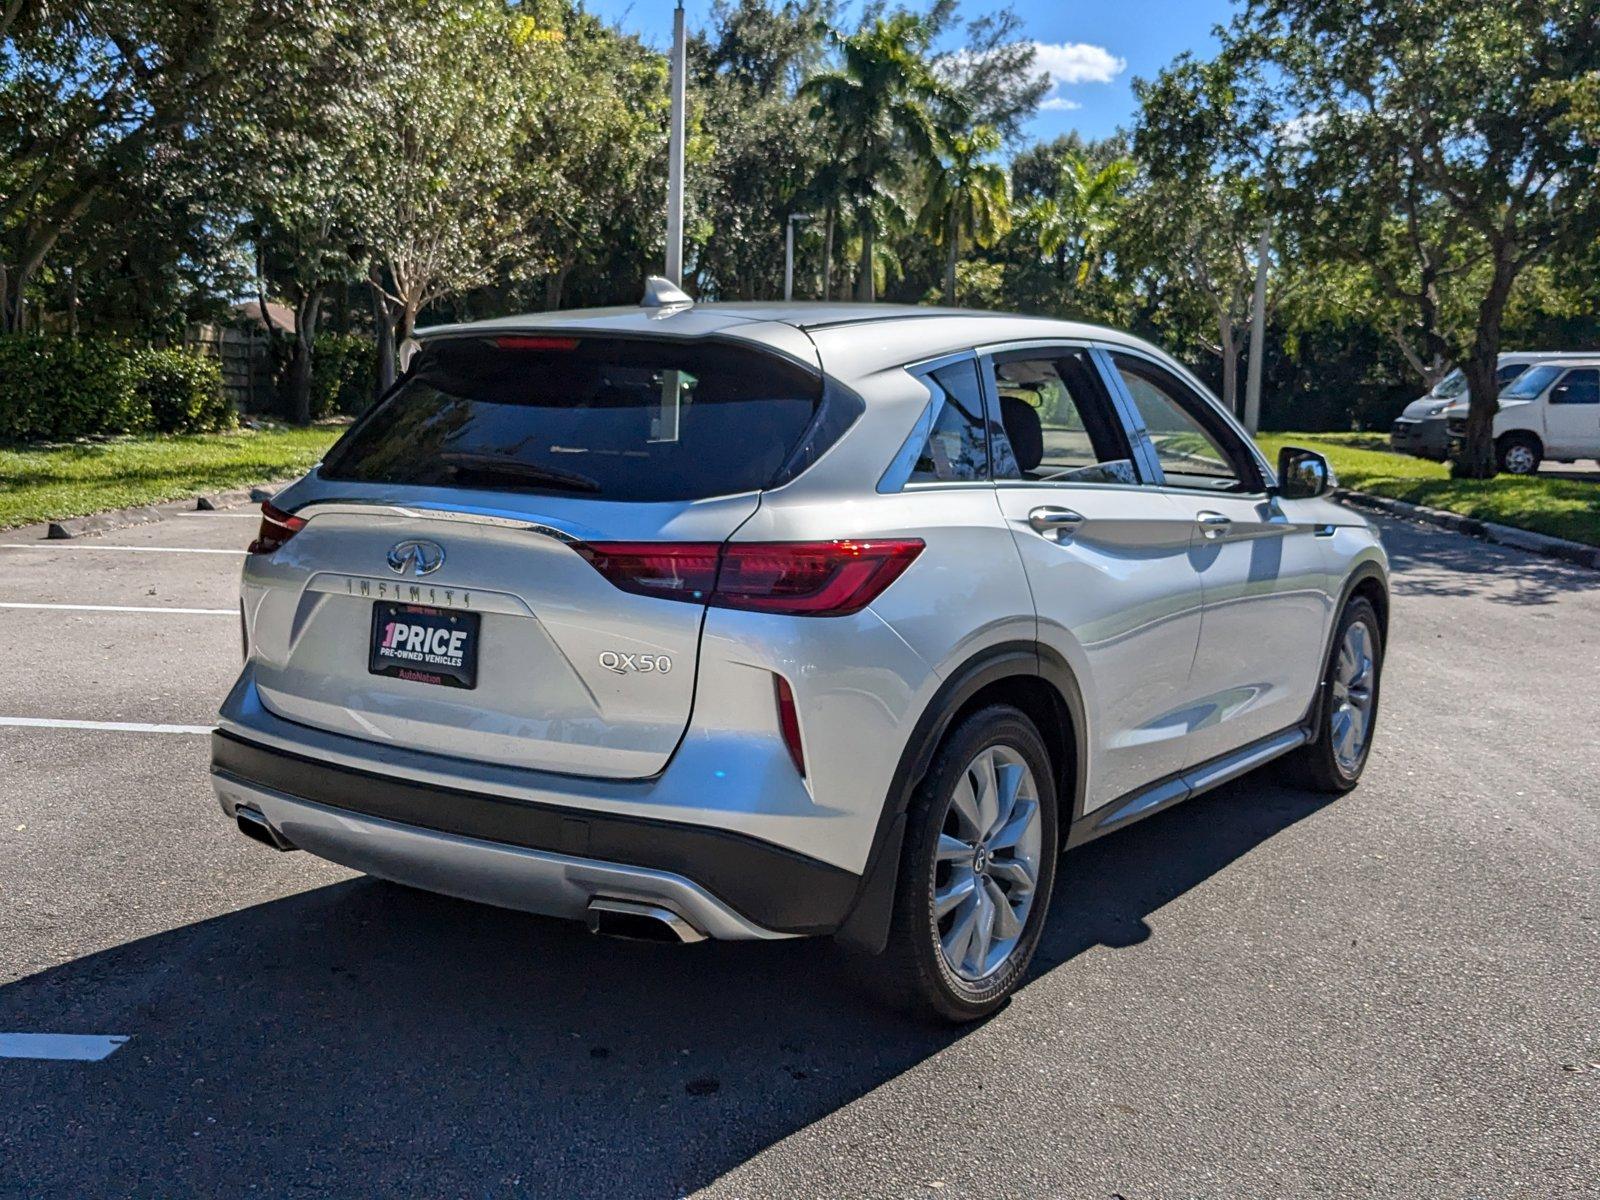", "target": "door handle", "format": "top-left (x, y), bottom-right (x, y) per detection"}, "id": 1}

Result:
top-left (1028, 506), bottom-right (1086, 536)
top-left (1196, 511), bottom-right (1232, 539)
